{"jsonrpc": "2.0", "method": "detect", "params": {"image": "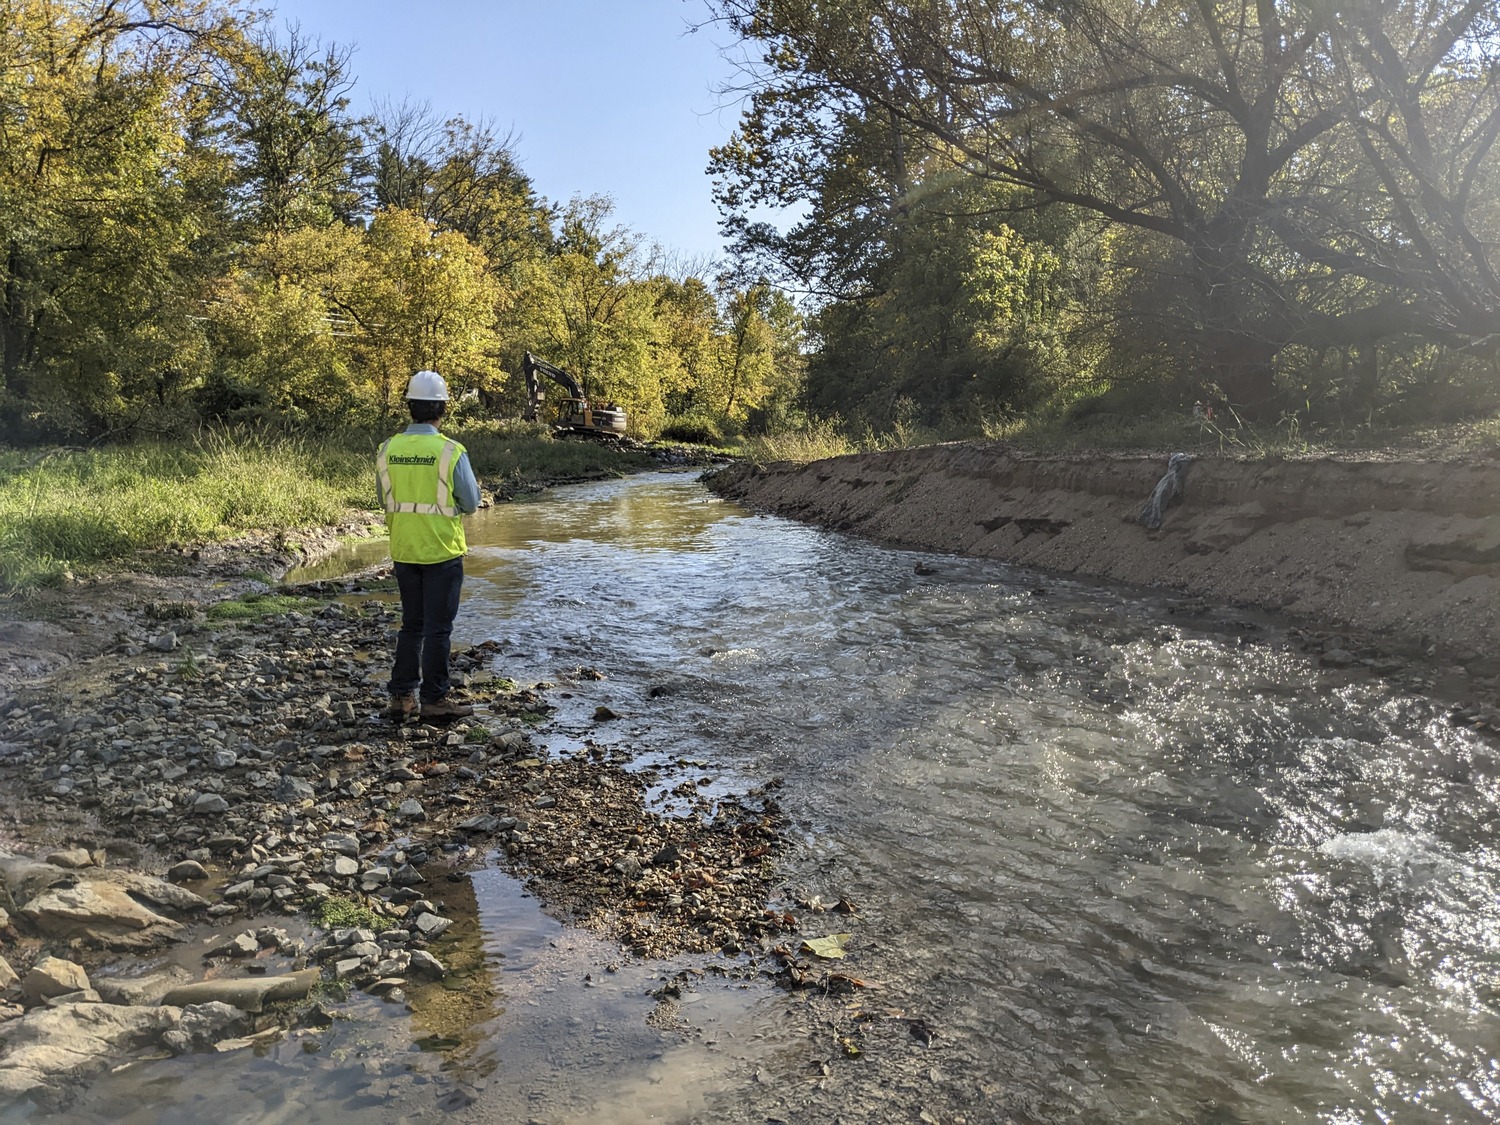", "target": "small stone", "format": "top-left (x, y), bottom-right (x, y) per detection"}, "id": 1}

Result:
top-left (612, 856), bottom-right (643, 881)
top-left (161, 1000), bottom-right (249, 1053)
top-left (300, 1001), bottom-right (337, 1028)
top-left (210, 932), bottom-right (260, 958)
top-left (371, 956), bottom-right (408, 978)
top-left (275, 775), bottom-right (316, 802)
top-left (194, 794), bottom-right (230, 815)
top-left (44, 988), bottom-right (102, 1006)
top-left (407, 950), bottom-right (445, 979)
top-left (0, 955), bottom-right (17, 991)
top-left (209, 749), bottom-right (238, 769)
top-left (456, 815), bottom-right (500, 833)
top-left (160, 969), bottom-right (319, 1013)
top-left (151, 631), bottom-right (179, 652)
top-left (321, 833), bottom-right (359, 856)
top-left (42, 847), bottom-right (95, 869)
top-left (396, 799), bottom-right (425, 822)
top-left (21, 956), bottom-right (90, 1004)
top-left (411, 912), bottom-right (452, 938)
top-left (166, 860), bottom-right (209, 883)
top-left (93, 968), bottom-right (193, 1006)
